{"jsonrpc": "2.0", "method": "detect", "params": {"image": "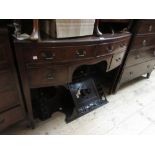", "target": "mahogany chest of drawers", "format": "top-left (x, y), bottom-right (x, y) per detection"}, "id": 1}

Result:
top-left (0, 28), bottom-right (25, 132)
top-left (114, 20), bottom-right (155, 91)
